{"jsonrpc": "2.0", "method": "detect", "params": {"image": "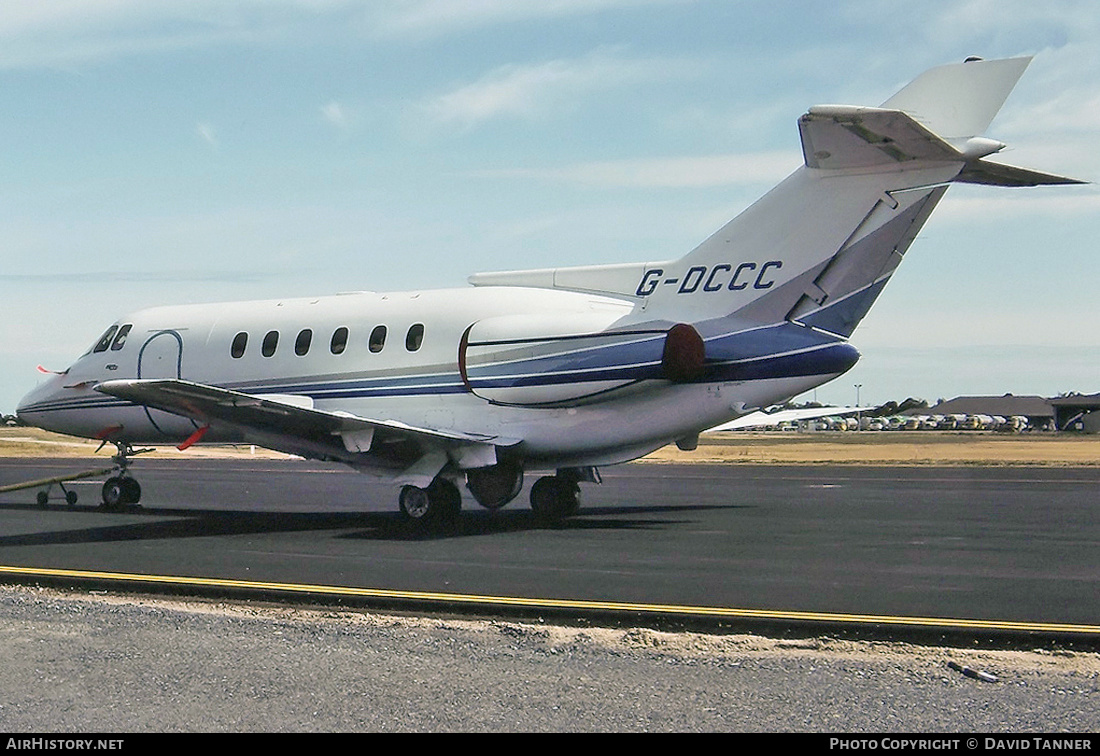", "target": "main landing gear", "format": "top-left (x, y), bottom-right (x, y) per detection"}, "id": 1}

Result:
top-left (529, 467), bottom-right (600, 522)
top-left (398, 477), bottom-right (462, 529)
top-left (100, 441), bottom-right (152, 511)
top-left (529, 472), bottom-right (583, 522)
top-left (396, 465), bottom-right (597, 529)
